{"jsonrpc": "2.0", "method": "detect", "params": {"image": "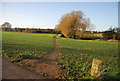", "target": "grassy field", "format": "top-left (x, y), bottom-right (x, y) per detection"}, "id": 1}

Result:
top-left (2, 32), bottom-right (119, 80)
top-left (2, 32), bottom-right (54, 62)
top-left (57, 38), bottom-right (119, 80)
